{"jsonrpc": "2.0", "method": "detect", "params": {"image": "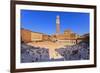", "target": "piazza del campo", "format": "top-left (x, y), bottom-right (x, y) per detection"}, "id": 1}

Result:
top-left (21, 15), bottom-right (89, 62)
